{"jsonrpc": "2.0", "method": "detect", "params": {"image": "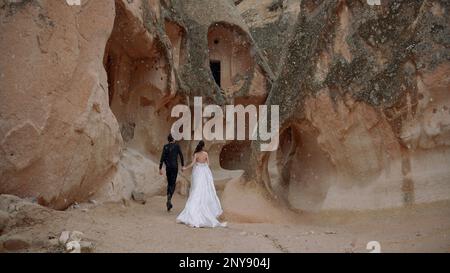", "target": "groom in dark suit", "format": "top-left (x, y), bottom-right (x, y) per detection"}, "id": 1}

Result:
top-left (159, 134), bottom-right (184, 212)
